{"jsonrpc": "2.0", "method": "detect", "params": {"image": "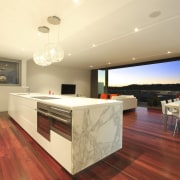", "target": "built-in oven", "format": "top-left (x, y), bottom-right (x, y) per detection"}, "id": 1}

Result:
top-left (49, 105), bottom-right (72, 141)
top-left (37, 102), bottom-right (72, 141)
